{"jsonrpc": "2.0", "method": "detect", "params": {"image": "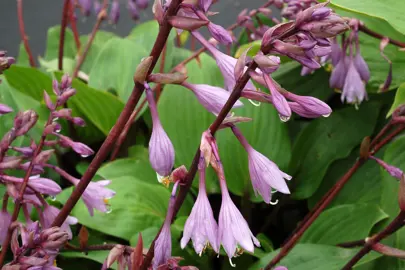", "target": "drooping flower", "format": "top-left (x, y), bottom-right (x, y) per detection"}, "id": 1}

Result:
top-left (232, 126), bottom-right (291, 203)
top-left (263, 74), bottom-right (291, 122)
top-left (284, 92), bottom-right (331, 117)
top-left (40, 204), bottom-right (78, 239)
top-left (109, 0), bottom-right (120, 24)
top-left (181, 82), bottom-right (243, 115)
top-left (127, 0), bottom-right (140, 20)
top-left (217, 172), bottom-right (260, 263)
top-left (145, 83), bottom-right (175, 179)
top-left (0, 209), bottom-right (11, 244)
top-left (207, 22), bottom-right (233, 45)
top-left (181, 157), bottom-right (219, 254)
top-left (353, 50), bottom-right (370, 82)
top-left (136, 0), bottom-right (149, 9)
top-left (341, 58), bottom-right (367, 105)
top-left (370, 156), bottom-right (403, 180)
top-left (78, 0), bottom-right (92, 16)
top-left (329, 54), bottom-right (348, 89)
top-left (56, 134), bottom-right (94, 157)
